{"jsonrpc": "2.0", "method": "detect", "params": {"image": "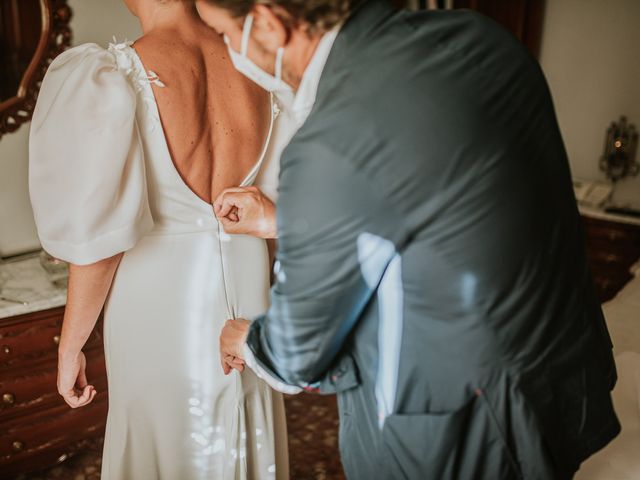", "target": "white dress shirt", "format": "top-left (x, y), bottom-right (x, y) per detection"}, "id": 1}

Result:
top-left (291, 24), bottom-right (342, 126)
